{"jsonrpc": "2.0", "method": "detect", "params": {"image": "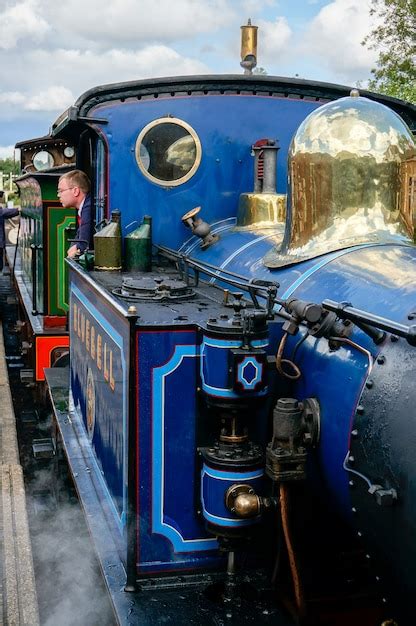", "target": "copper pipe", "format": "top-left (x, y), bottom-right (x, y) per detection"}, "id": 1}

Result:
top-left (276, 332), bottom-right (302, 380)
top-left (279, 483), bottom-right (306, 618)
top-left (329, 336), bottom-right (374, 375)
